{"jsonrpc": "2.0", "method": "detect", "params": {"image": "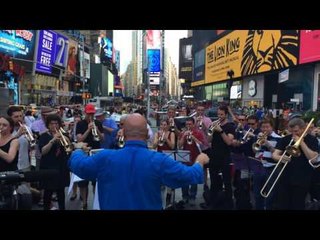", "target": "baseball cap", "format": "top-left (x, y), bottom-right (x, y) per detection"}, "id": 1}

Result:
top-left (85, 104), bottom-right (96, 114)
